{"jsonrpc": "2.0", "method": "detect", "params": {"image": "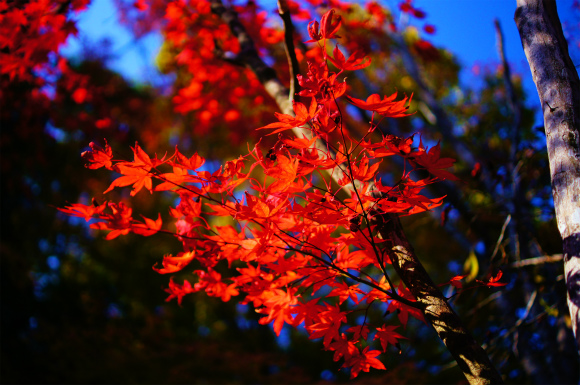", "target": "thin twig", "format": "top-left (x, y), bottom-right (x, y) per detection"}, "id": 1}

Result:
top-left (512, 290), bottom-right (537, 356)
top-left (509, 254), bottom-right (564, 268)
top-left (490, 214), bottom-right (511, 263)
top-left (465, 291), bottom-right (503, 318)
